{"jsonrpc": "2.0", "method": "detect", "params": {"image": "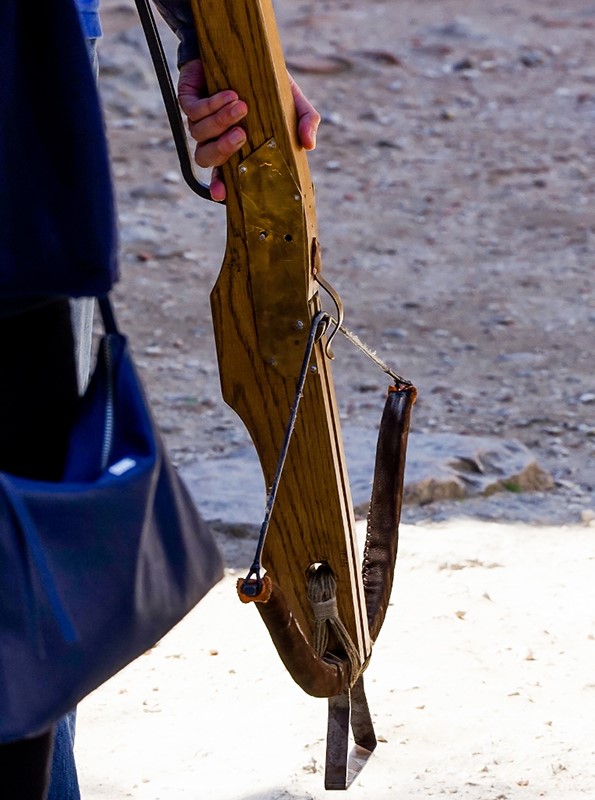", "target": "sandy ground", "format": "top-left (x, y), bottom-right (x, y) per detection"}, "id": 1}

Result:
top-left (76, 519), bottom-right (595, 799)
